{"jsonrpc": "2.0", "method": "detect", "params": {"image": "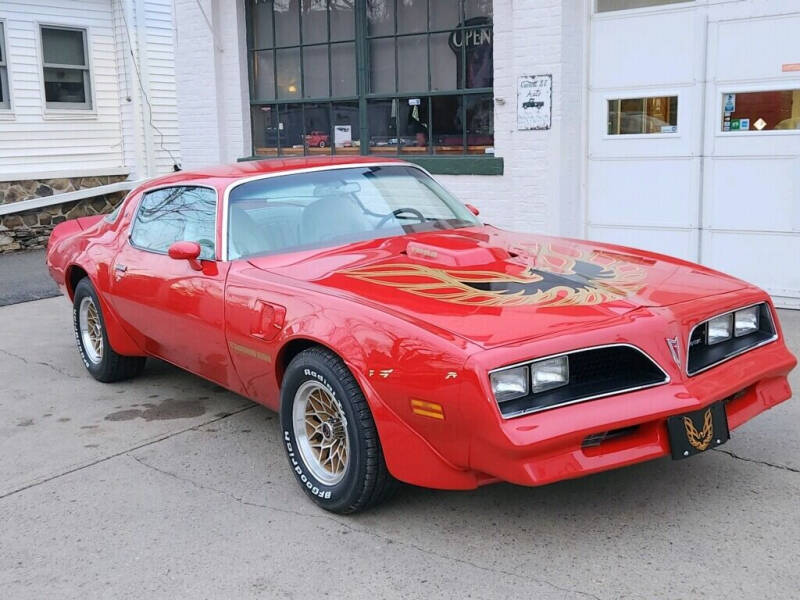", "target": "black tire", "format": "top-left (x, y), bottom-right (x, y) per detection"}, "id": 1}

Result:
top-left (280, 347), bottom-right (398, 514)
top-left (72, 278), bottom-right (146, 383)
